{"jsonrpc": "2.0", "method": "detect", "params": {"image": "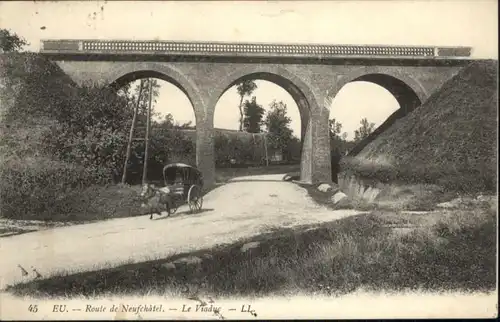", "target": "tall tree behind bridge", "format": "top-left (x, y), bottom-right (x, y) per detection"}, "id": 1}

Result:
top-left (0, 29), bottom-right (28, 52)
top-left (264, 100), bottom-right (294, 153)
top-left (117, 79), bottom-right (160, 123)
top-left (236, 80), bottom-right (257, 131)
top-left (329, 118), bottom-right (344, 141)
top-left (119, 78), bottom-right (161, 183)
top-left (135, 78), bottom-right (161, 124)
top-left (354, 117), bottom-right (376, 143)
top-left (329, 118), bottom-right (355, 154)
top-left (243, 96), bottom-right (265, 133)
